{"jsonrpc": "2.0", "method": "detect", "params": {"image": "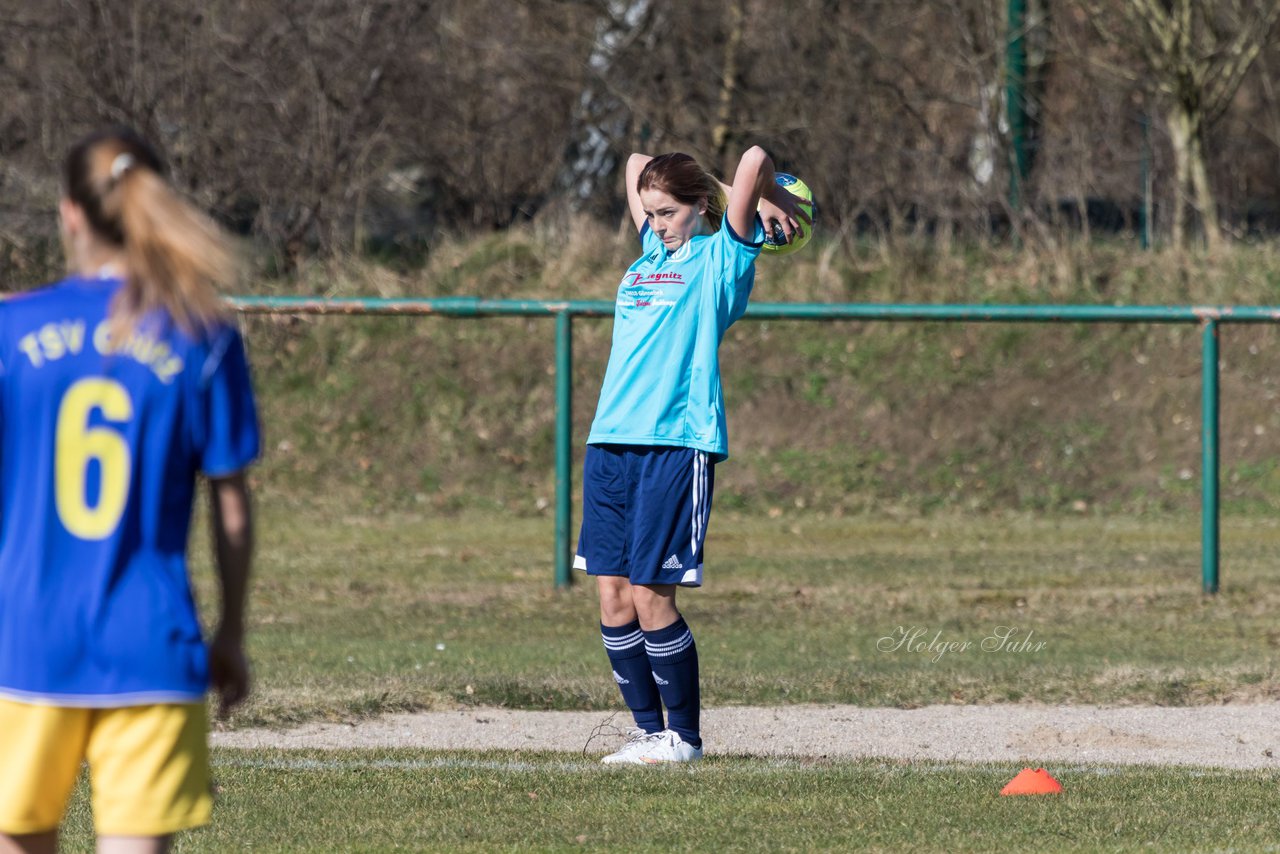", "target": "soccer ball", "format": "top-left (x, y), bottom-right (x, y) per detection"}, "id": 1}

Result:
top-left (760, 173), bottom-right (816, 257)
